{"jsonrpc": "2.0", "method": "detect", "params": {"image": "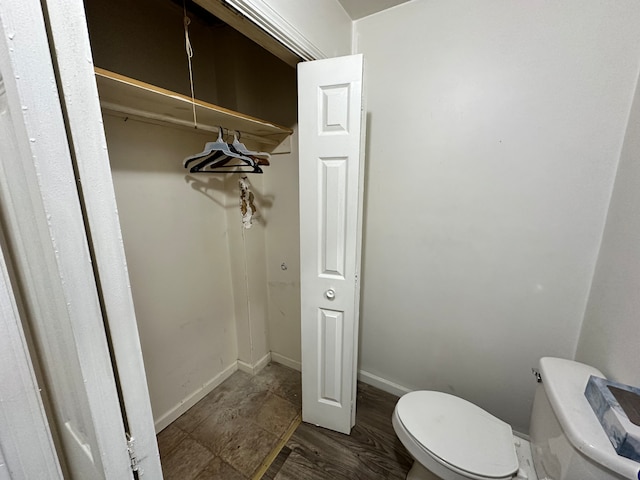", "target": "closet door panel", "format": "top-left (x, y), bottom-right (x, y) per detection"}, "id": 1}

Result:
top-left (0, 0), bottom-right (147, 478)
top-left (41, 0), bottom-right (163, 477)
top-left (298, 54), bottom-right (365, 434)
